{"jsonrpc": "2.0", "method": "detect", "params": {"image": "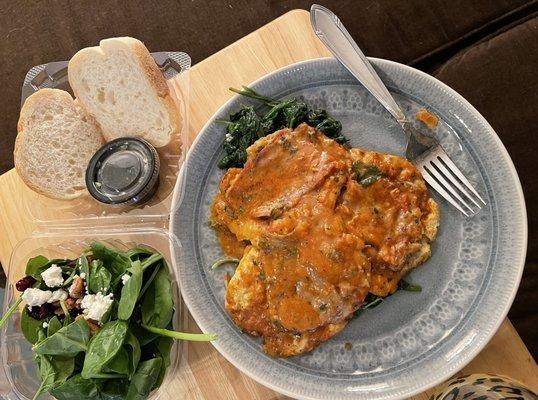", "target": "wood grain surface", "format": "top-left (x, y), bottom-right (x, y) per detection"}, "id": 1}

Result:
top-left (0, 9), bottom-right (536, 399)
